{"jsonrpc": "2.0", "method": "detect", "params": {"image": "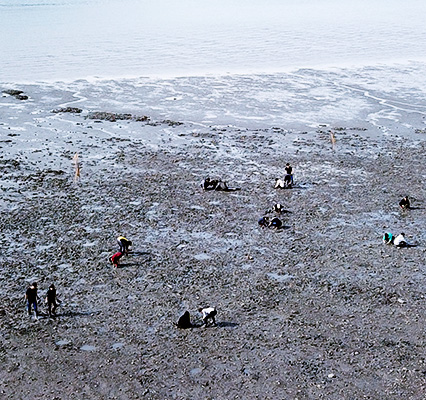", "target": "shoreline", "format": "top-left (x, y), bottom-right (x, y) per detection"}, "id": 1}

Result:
top-left (2, 59), bottom-right (426, 87)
